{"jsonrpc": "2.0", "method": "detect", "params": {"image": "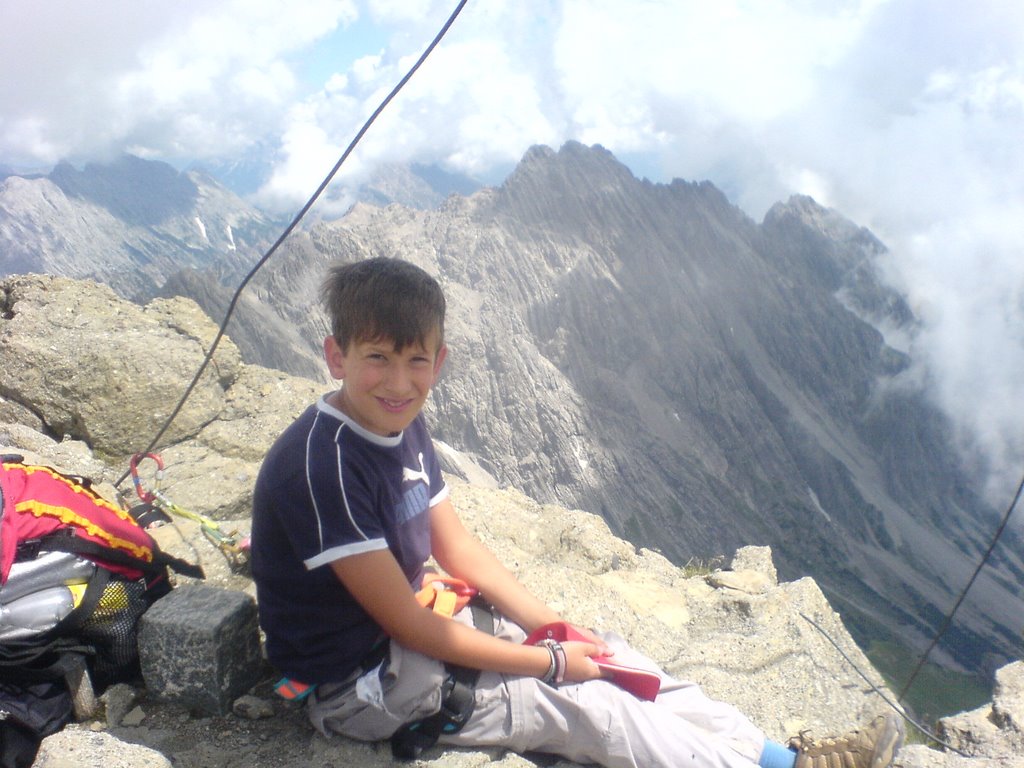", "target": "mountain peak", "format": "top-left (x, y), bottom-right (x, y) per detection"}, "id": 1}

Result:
top-left (510, 141), bottom-right (636, 187)
top-left (495, 141), bottom-right (679, 236)
top-left (48, 154), bottom-right (198, 226)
